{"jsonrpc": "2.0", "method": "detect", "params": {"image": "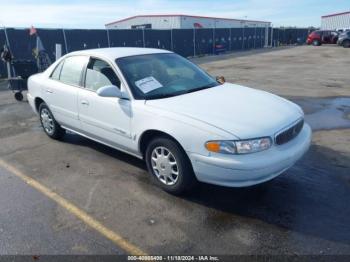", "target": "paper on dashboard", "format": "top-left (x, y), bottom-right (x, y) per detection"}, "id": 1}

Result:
top-left (135, 76), bottom-right (163, 93)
